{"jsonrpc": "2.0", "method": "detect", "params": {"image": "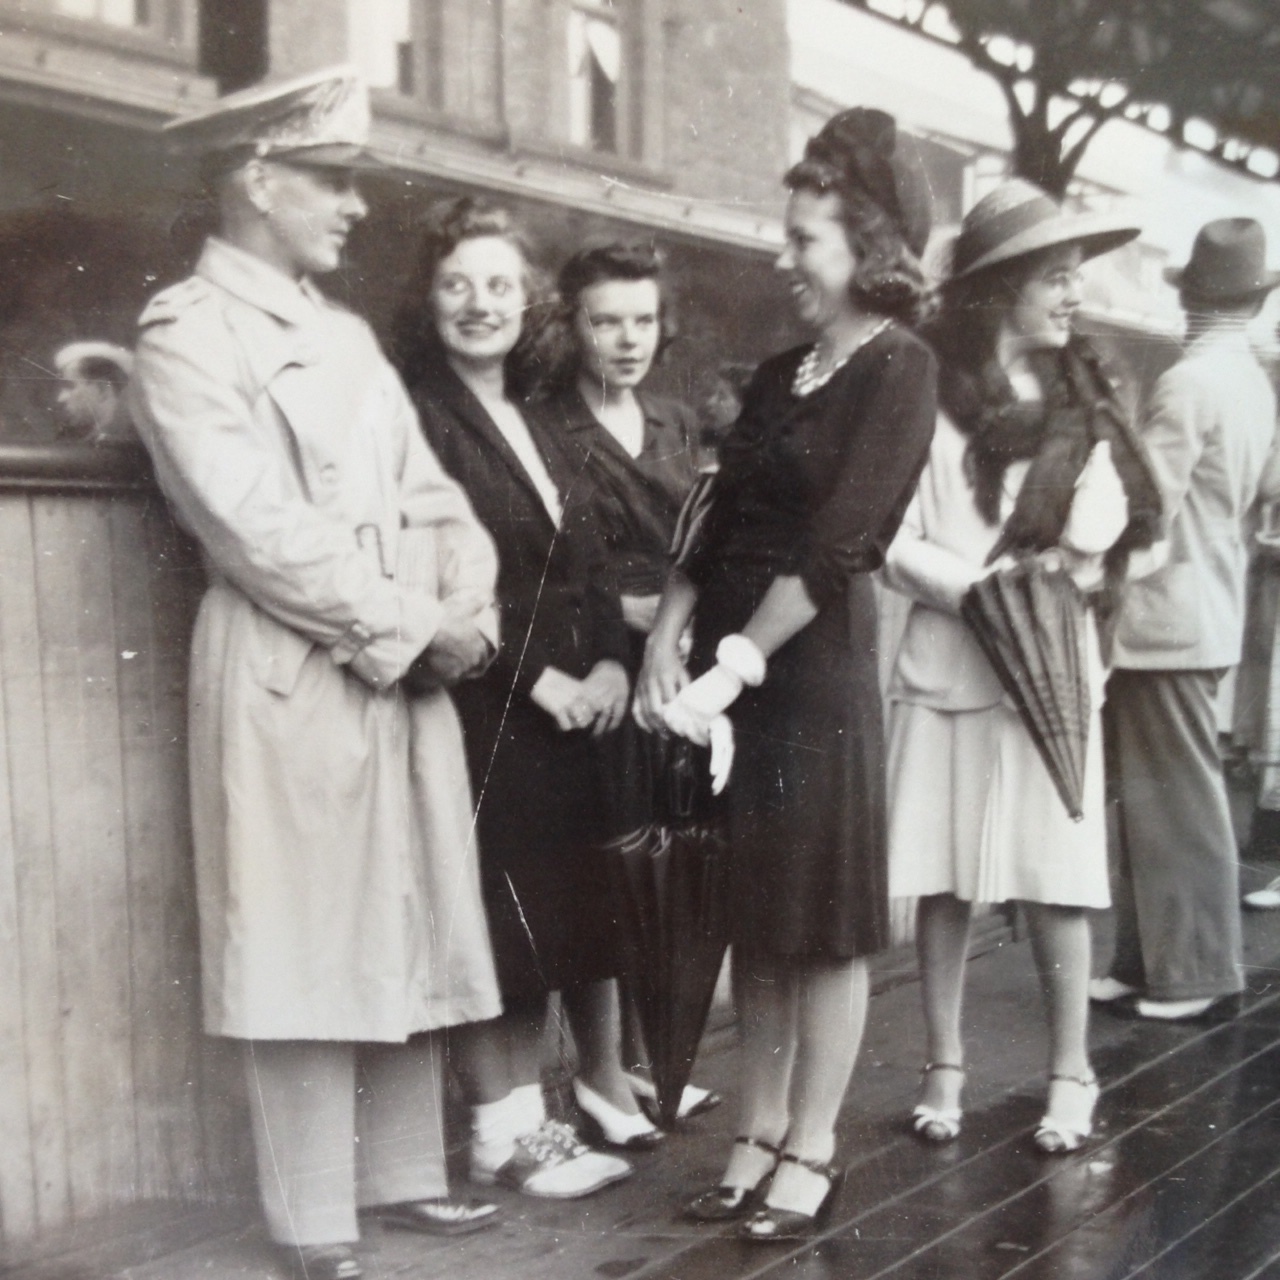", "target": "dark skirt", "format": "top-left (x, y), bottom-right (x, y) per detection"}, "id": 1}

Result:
top-left (454, 684), bottom-right (619, 1004)
top-left (694, 569), bottom-right (890, 961)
